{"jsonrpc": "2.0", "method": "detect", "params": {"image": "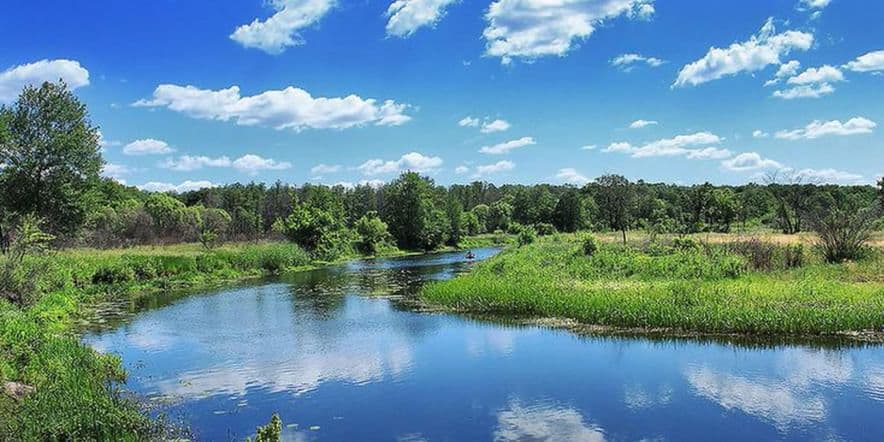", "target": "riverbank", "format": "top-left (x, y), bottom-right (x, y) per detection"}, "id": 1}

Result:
top-left (0, 234), bottom-right (513, 439)
top-left (421, 234), bottom-right (884, 336)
